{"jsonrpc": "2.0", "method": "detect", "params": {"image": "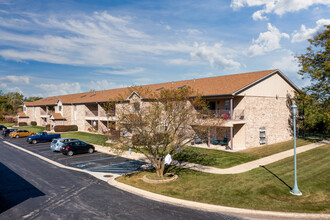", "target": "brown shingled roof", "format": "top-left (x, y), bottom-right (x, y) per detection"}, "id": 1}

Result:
top-left (50, 113), bottom-right (65, 120)
top-left (25, 69), bottom-right (289, 106)
top-left (17, 112), bottom-right (29, 118)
